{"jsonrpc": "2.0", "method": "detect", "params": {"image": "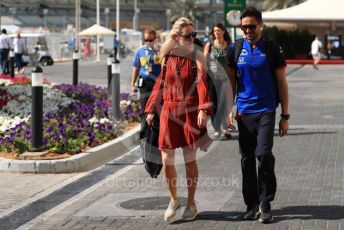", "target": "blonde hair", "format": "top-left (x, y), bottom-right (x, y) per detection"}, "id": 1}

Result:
top-left (159, 17), bottom-right (194, 59)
